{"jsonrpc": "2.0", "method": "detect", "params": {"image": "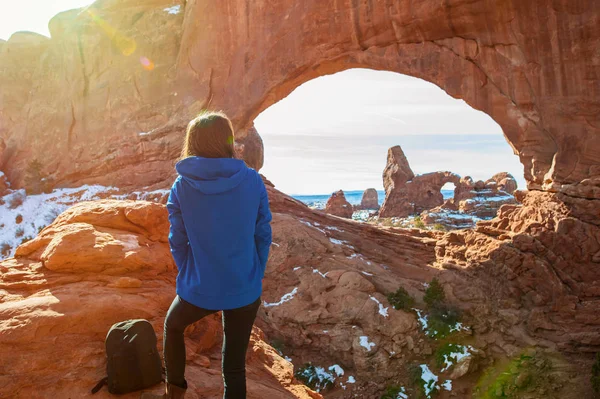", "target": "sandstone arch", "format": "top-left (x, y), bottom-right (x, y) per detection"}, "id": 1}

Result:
top-left (176, 0), bottom-right (599, 196)
top-left (0, 0), bottom-right (597, 197)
